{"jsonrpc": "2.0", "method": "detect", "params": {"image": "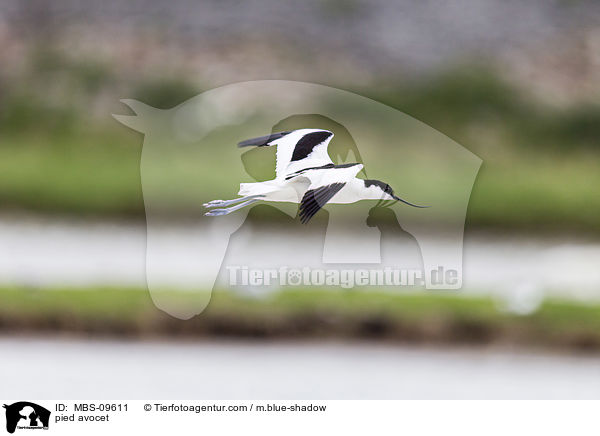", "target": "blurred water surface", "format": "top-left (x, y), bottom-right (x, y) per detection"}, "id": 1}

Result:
top-left (1, 337), bottom-right (599, 399)
top-left (1, 217), bottom-right (599, 304)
